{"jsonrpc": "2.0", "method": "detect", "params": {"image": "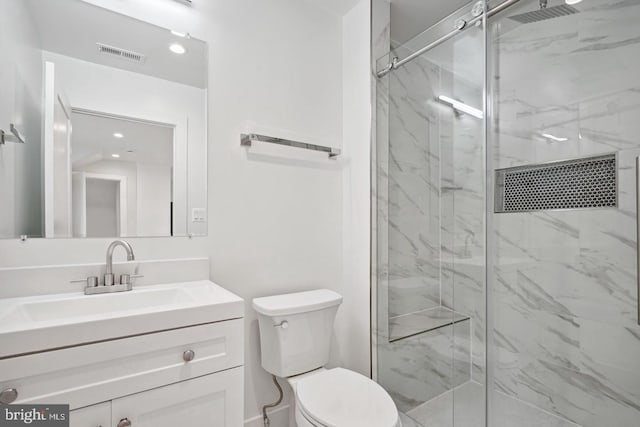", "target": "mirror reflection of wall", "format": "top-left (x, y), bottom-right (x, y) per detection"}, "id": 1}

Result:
top-left (0, 0), bottom-right (208, 239)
